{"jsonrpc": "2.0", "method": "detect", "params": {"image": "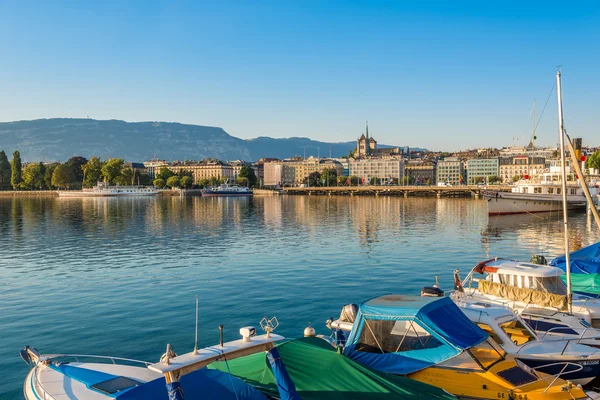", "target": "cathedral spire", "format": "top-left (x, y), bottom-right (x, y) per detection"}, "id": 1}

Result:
top-left (366, 121), bottom-right (369, 140)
